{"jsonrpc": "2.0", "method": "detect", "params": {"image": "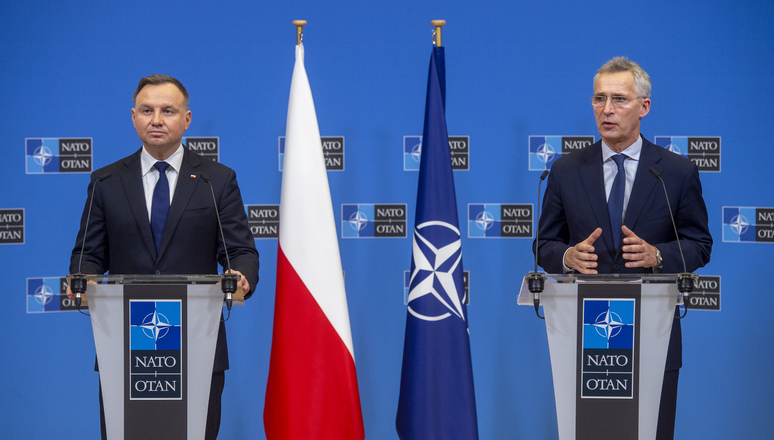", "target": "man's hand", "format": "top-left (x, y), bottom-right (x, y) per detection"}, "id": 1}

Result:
top-left (565, 228), bottom-right (602, 274)
top-left (621, 225), bottom-right (659, 268)
top-left (226, 269), bottom-right (250, 295)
